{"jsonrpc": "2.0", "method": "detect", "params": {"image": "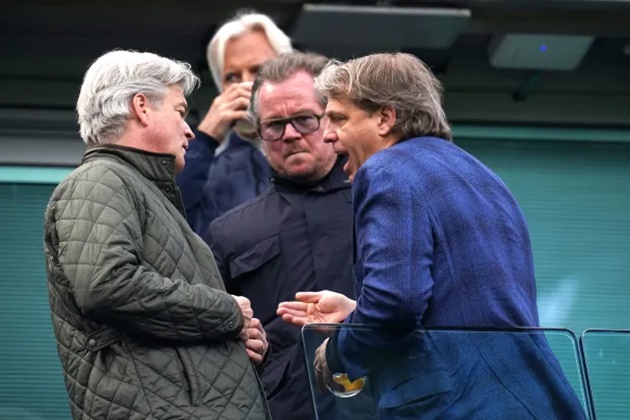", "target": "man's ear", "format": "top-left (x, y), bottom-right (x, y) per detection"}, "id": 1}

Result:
top-left (377, 106), bottom-right (396, 137)
top-left (131, 93), bottom-right (151, 126)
